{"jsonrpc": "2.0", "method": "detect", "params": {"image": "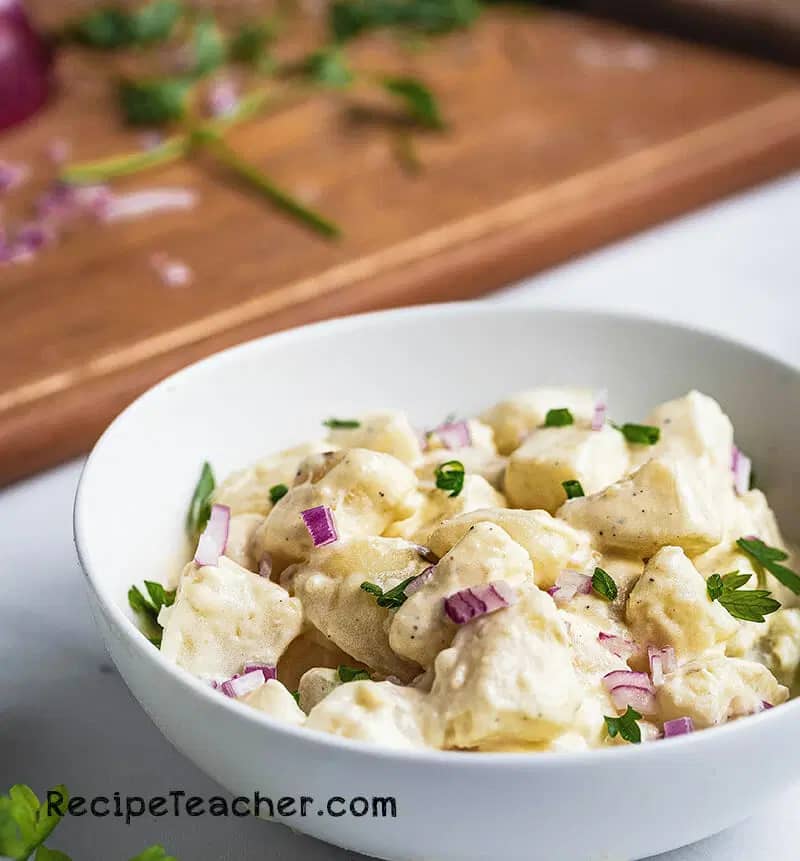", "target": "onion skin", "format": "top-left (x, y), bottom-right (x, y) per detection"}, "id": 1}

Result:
top-left (0, 0), bottom-right (54, 132)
